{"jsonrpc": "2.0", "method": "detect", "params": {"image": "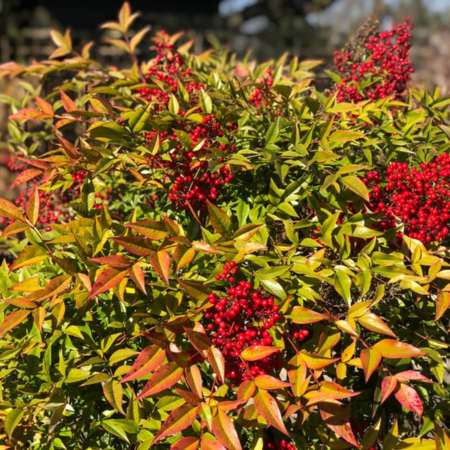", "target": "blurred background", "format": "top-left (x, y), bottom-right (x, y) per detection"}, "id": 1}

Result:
top-left (0, 0), bottom-right (449, 91)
